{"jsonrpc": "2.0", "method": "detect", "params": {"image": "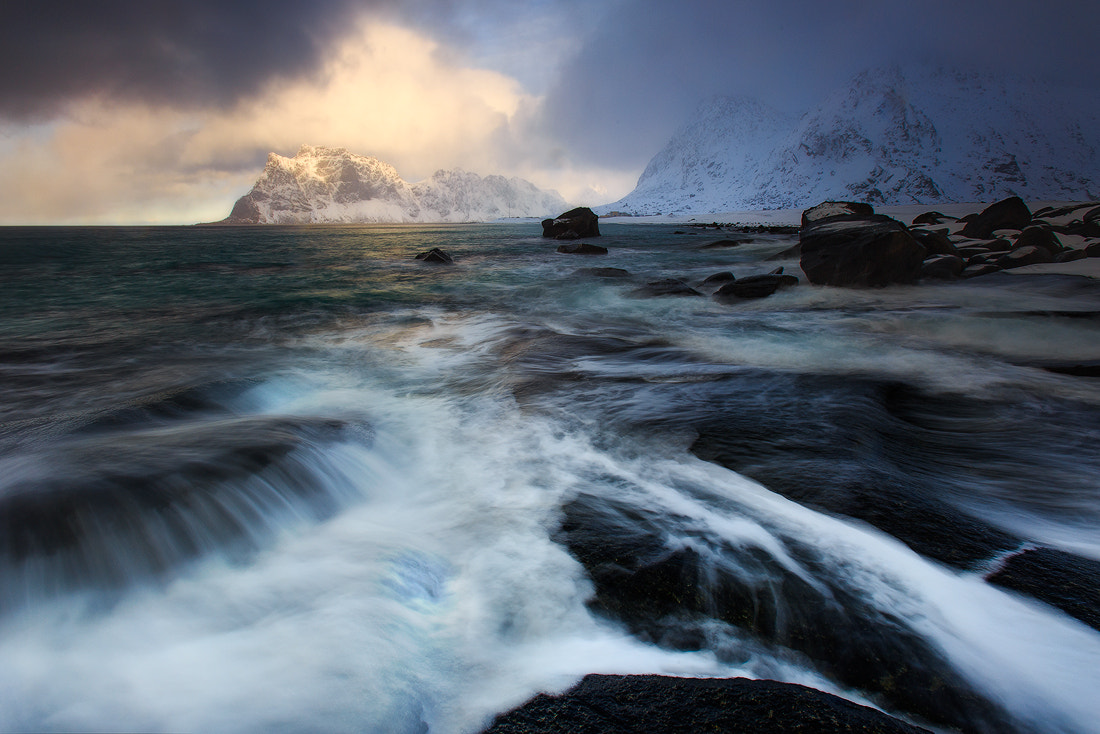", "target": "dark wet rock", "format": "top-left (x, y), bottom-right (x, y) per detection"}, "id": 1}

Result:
top-left (1012, 226), bottom-right (1062, 253)
top-left (986, 548), bottom-right (1100, 632)
top-left (967, 250), bottom-right (1011, 266)
top-left (920, 254), bottom-right (964, 280)
top-left (714, 274), bottom-right (798, 301)
top-left (909, 229), bottom-right (958, 257)
top-left (962, 263), bottom-right (1002, 278)
top-left (542, 207), bottom-right (600, 239)
top-left (557, 243), bottom-right (608, 255)
top-left (482, 674), bottom-right (932, 734)
top-left (960, 197), bottom-right (1032, 239)
top-left (1064, 219), bottom-right (1100, 238)
top-left (556, 491), bottom-right (1013, 733)
top-left (1085, 205), bottom-right (1100, 222)
top-left (800, 200), bottom-right (875, 227)
top-left (630, 279), bottom-right (702, 298)
top-left (799, 211), bottom-right (926, 287)
top-left (0, 415), bottom-right (357, 608)
top-left (700, 271), bottom-right (736, 287)
top-left (1033, 359), bottom-right (1100, 377)
top-left (1056, 249), bottom-right (1087, 263)
top-left (911, 211), bottom-right (950, 225)
top-left (699, 238), bottom-right (750, 249)
top-left (574, 267), bottom-right (629, 278)
top-left (767, 241), bottom-right (803, 260)
top-left (415, 247), bottom-right (454, 264)
top-left (955, 245), bottom-right (997, 258)
top-left (998, 245), bottom-right (1054, 269)
top-left (1086, 241), bottom-right (1100, 258)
